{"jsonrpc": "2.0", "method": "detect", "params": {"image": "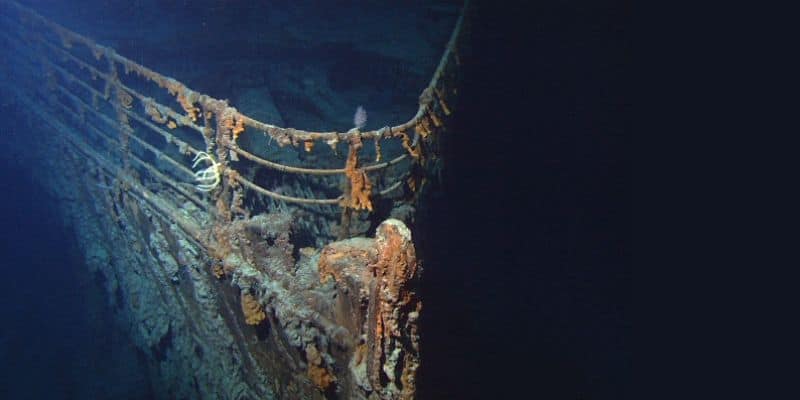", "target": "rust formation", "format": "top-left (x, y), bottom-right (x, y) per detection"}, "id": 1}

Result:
top-left (0, 0), bottom-right (470, 398)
